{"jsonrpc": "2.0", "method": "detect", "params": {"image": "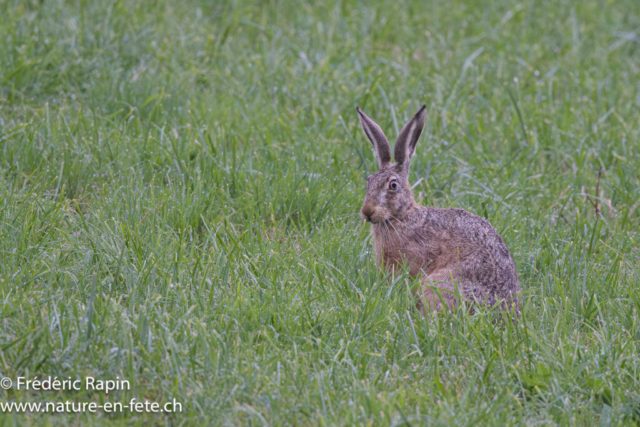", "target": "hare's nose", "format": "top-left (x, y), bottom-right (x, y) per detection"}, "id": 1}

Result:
top-left (361, 204), bottom-right (375, 222)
